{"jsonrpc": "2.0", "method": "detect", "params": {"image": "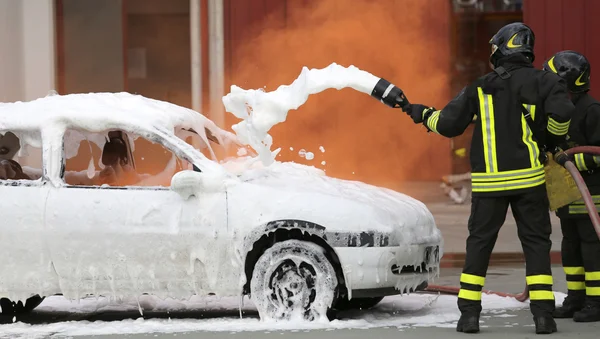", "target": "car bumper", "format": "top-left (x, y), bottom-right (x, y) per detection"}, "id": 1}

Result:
top-left (333, 243), bottom-right (440, 298)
